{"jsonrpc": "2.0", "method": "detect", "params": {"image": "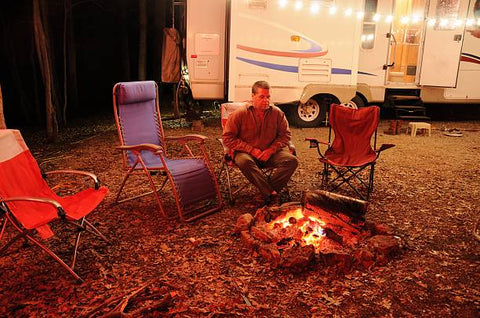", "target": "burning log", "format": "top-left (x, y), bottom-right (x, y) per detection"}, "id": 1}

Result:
top-left (303, 190), bottom-right (367, 225)
top-left (236, 190), bottom-right (404, 273)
